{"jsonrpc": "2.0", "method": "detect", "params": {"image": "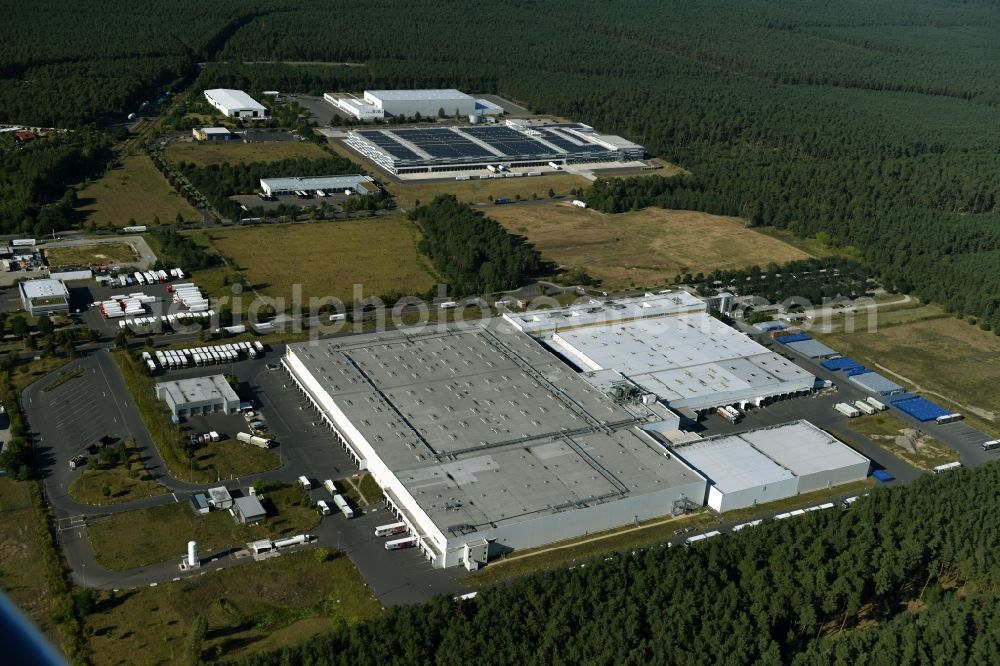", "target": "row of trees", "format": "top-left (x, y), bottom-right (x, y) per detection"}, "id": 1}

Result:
top-left (238, 463), bottom-right (1000, 664)
top-left (410, 195), bottom-right (544, 294)
top-left (685, 258), bottom-right (873, 305)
